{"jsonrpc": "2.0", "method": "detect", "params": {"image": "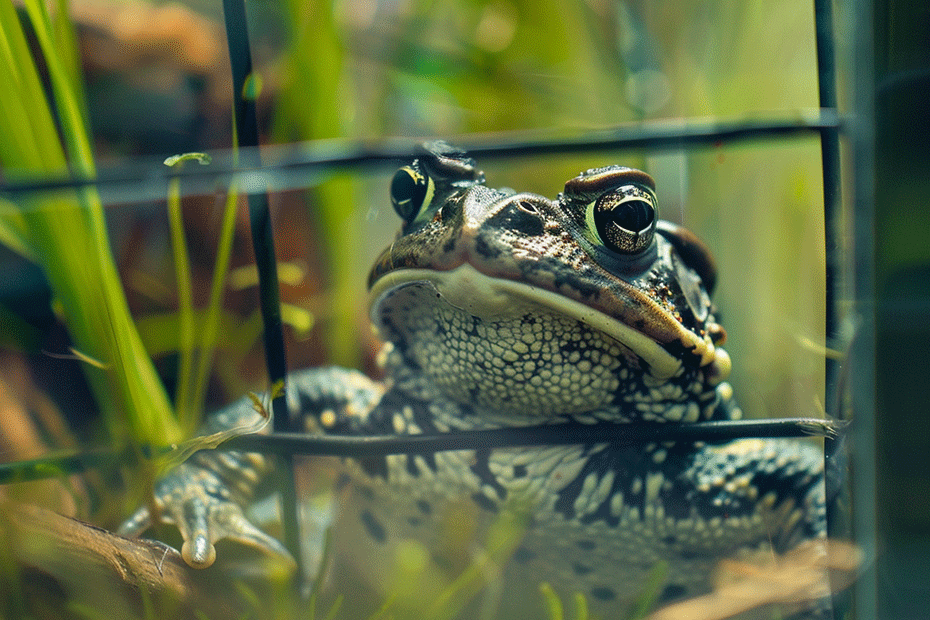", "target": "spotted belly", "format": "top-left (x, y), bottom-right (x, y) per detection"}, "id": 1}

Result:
top-left (311, 437), bottom-right (825, 618)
